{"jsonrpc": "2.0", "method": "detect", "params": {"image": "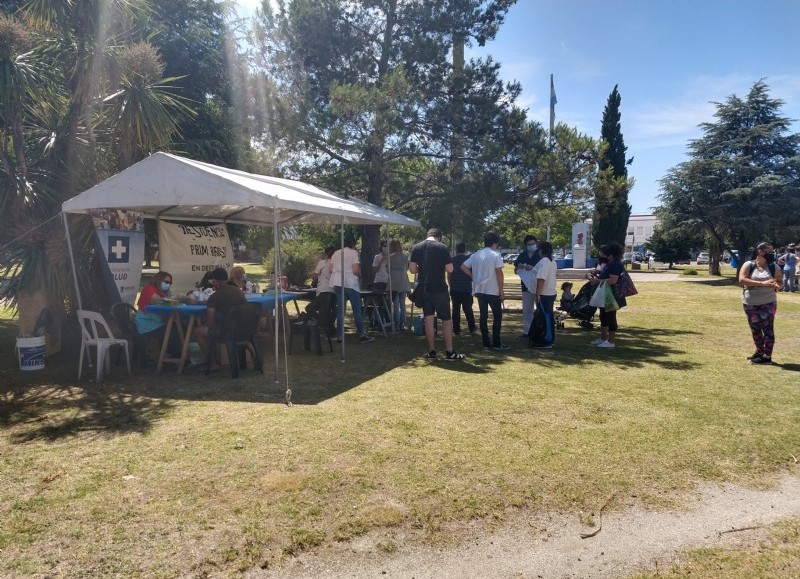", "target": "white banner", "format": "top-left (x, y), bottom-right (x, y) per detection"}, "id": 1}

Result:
top-left (92, 210), bottom-right (146, 305)
top-left (158, 222), bottom-right (234, 294)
